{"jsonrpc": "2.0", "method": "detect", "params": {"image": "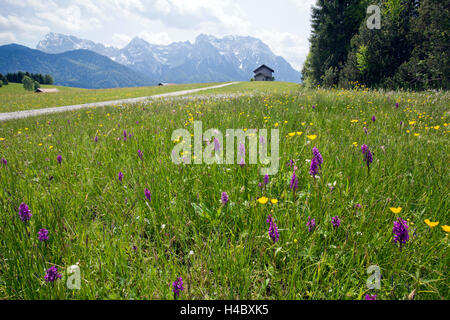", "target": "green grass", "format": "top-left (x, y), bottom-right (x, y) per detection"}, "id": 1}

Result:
top-left (190, 81), bottom-right (301, 95)
top-left (0, 82), bottom-right (224, 113)
top-left (0, 84), bottom-right (449, 300)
